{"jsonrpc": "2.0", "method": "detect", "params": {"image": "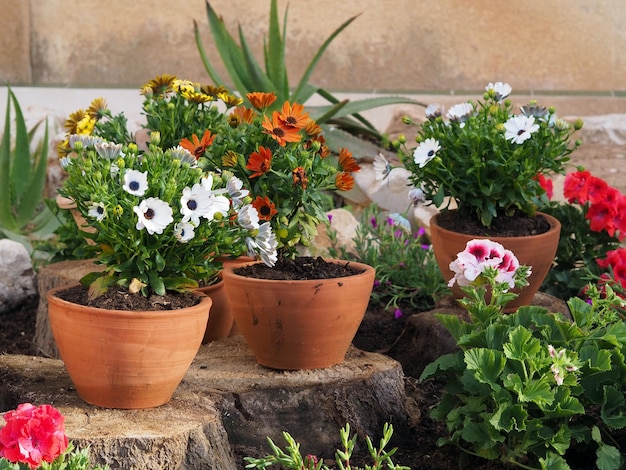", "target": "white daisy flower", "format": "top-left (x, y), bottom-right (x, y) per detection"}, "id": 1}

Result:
top-left (180, 183), bottom-right (213, 225)
top-left (388, 213), bottom-right (411, 233)
top-left (408, 188), bottom-right (425, 206)
top-left (237, 204), bottom-right (260, 230)
top-left (169, 145), bottom-right (197, 167)
top-left (69, 134), bottom-right (105, 150)
top-left (110, 162), bottom-right (120, 178)
top-left (123, 169), bottom-right (149, 196)
top-left (87, 202), bottom-right (106, 221)
top-left (60, 156), bottom-right (72, 169)
top-left (424, 103), bottom-right (443, 120)
top-left (174, 222), bottom-right (195, 243)
top-left (226, 176), bottom-right (249, 208)
top-left (373, 153), bottom-right (392, 182)
top-left (413, 138), bottom-right (441, 168)
top-left (94, 142), bottom-right (123, 160)
top-left (446, 102), bottom-right (474, 123)
top-left (485, 82), bottom-right (512, 102)
top-left (133, 197), bottom-right (173, 235)
top-left (247, 223), bottom-right (278, 266)
top-left (504, 115), bottom-right (540, 144)
top-left (520, 104), bottom-right (548, 120)
top-left (199, 175), bottom-right (231, 220)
